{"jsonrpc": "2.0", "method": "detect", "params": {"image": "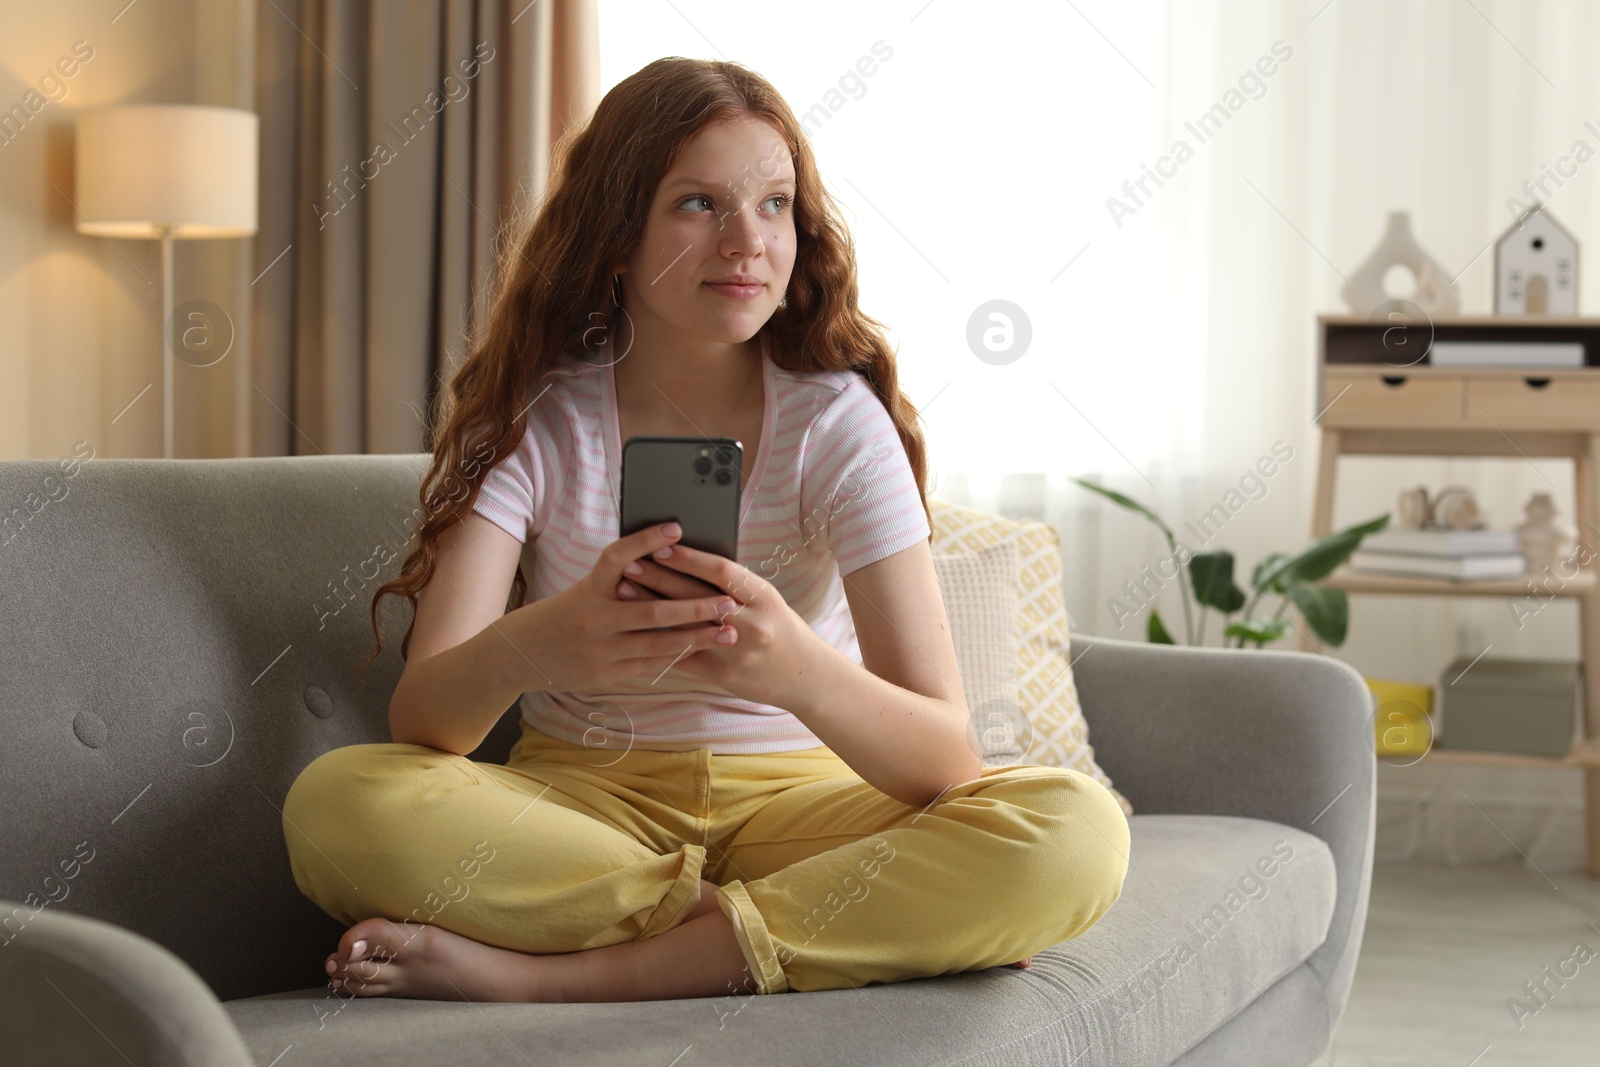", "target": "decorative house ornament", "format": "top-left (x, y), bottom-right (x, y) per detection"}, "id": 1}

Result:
top-left (1516, 492), bottom-right (1576, 571)
top-left (1495, 203), bottom-right (1578, 316)
top-left (1342, 211), bottom-right (1461, 318)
